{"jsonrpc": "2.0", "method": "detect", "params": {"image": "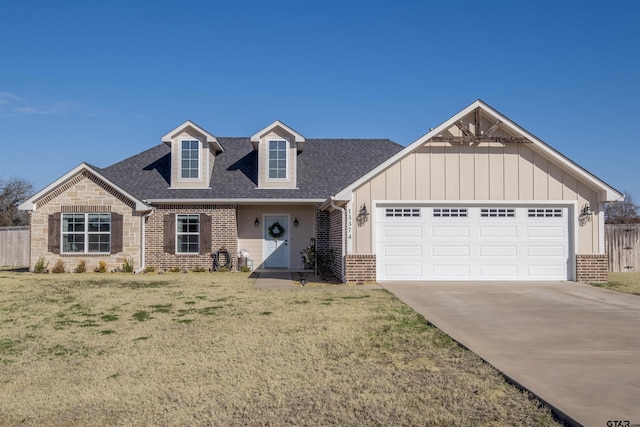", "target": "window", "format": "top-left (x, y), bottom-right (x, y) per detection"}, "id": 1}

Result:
top-left (62, 213), bottom-right (111, 253)
top-left (433, 208), bottom-right (468, 218)
top-left (528, 208), bottom-right (562, 218)
top-left (181, 139), bottom-right (199, 179)
top-left (177, 214), bottom-right (199, 253)
top-left (481, 208), bottom-right (515, 218)
top-left (268, 139), bottom-right (287, 179)
top-left (386, 208), bottom-right (421, 217)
